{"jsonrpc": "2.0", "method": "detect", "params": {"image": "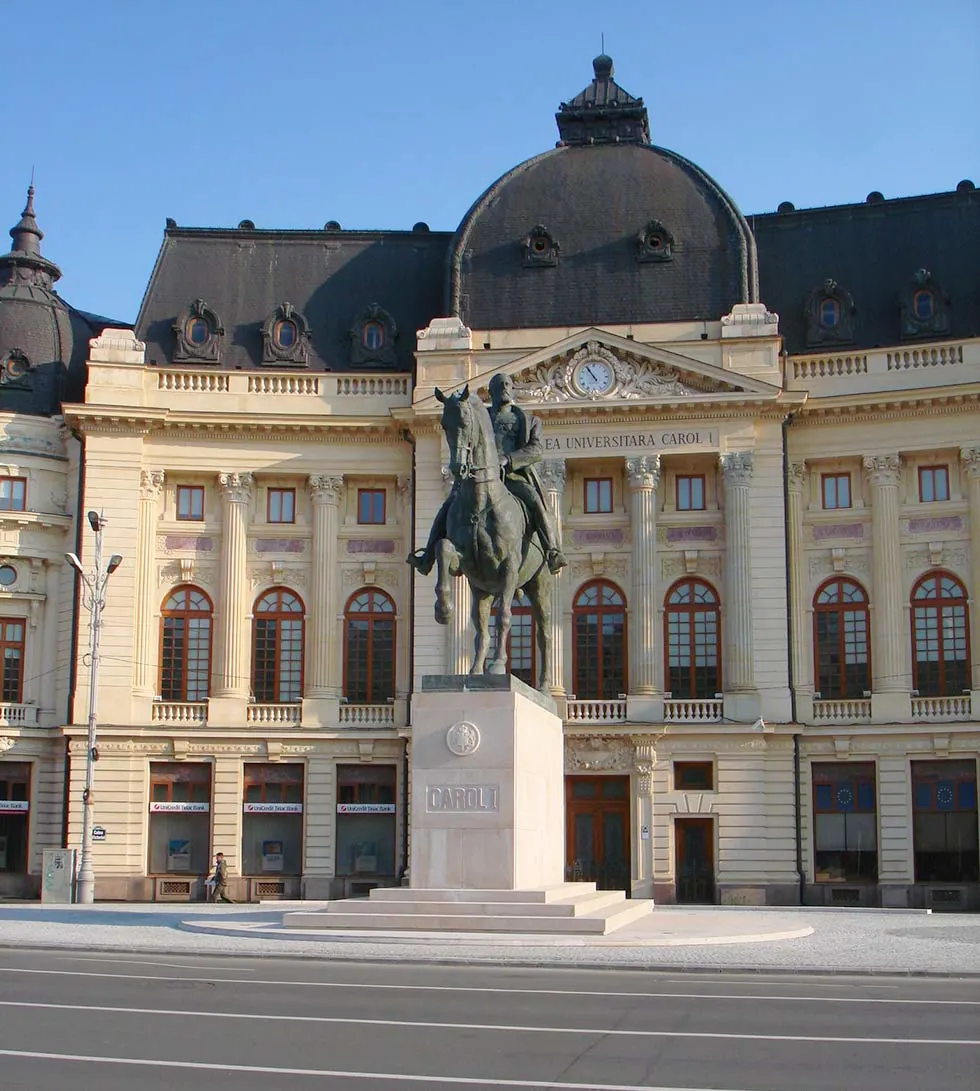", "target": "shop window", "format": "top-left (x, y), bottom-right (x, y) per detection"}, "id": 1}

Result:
top-left (812, 762), bottom-right (878, 882)
top-left (0, 761), bottom-right (30, 874)
top-left (676, 475), bottom-right (705, 511)
top-left (267, 488), bottom-right (295, 524)
top-left (252, 588), bottom-right (304, 703)
top-left (821, 473), bottom-right (851, 510)
top-left (813, 578), bottom-right (870, 700)
top-left (176, 485), bottom-right (204, 521)
top-left (148, 762), bottom-right (212, 876)
top-left (336, 764), bottom-right (397, 877)
top-left (674, 762), bottom-right (714, 791)
top-left (584, 477), bottom-right (613, 514)
top-left (0, 477), bottom-right (26, 512)
top-left (242, 763), bottom-right (304, 876)
top-left (343, 588), bottom-right (395, 704)
top-left (489, 589), bottom-right (535, 687)
top-left (912, 760), bottom-right (979, 882)
top-left (573, 580), bottom-right (627, 699)
top-left (912, 572), bottom-right (970, 697)
top-left (665, 579), bottom-right (720, 700)
top-left (0, 619), bottom-right (25, 703)
top-left (918, 465), bottom-right (949, 503)
top-left (357, 489), bottom-right (386, 525)
top-left (160, 587), bottom-right (212, 702)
